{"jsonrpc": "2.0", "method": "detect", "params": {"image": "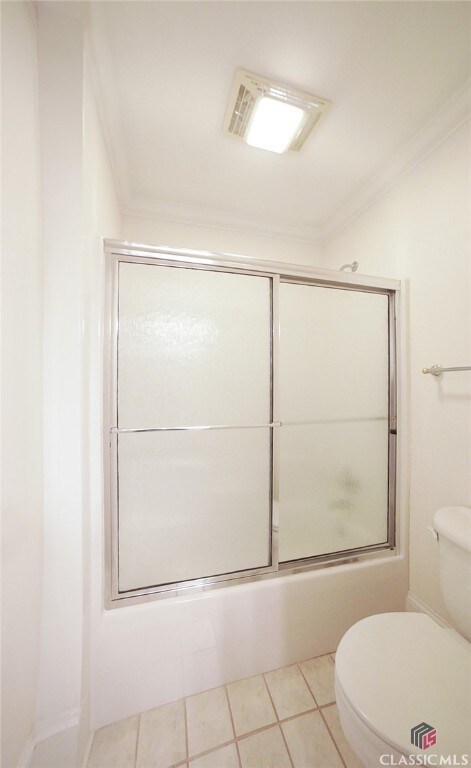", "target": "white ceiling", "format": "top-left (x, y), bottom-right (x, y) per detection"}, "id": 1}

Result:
top-left (89, 1), bottom-right (471, 241)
